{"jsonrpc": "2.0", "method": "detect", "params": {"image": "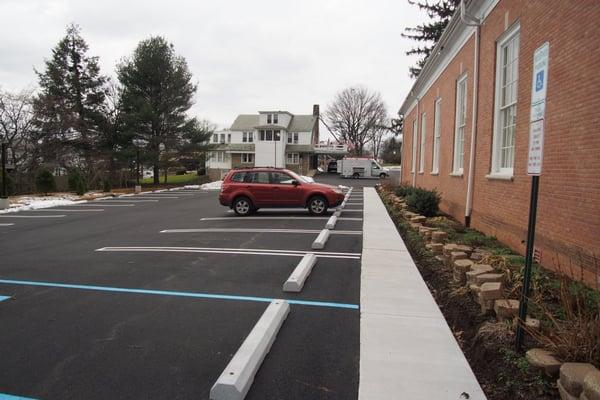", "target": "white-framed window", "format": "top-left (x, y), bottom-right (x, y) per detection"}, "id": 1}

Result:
top-left (273, 114), bottom-right (278, 124)
top-left (492, 24), bottom-right (520, 175)
top-left (211, 151), bottom-right (228, 163)
top-left (453, 74), bottom-right (468, 174)
top-left (286, 153), bottom-right (299, 164)
top-left (287, 132), bottom-right (299, 144)
top-left (241, 153), bottom-right (254, 163)
top-left (432, 98), bottom-right (442, 174)
top-left (267, 114), bottom-right (272, 124)
top-left (219, 133), bottom-right (226, 144)
top-left (227, 133), bottom-right (231, 143)
top-left (411, 119), bottom-right (418, 173)
top-left (212, 134), bottom-right (218, 143)
top-left (259, 129), bottom-right (281, 141)
top-left (419, 112), bottom-right (426, 173)
top-left (242, 132), bottom-right (254, 143)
